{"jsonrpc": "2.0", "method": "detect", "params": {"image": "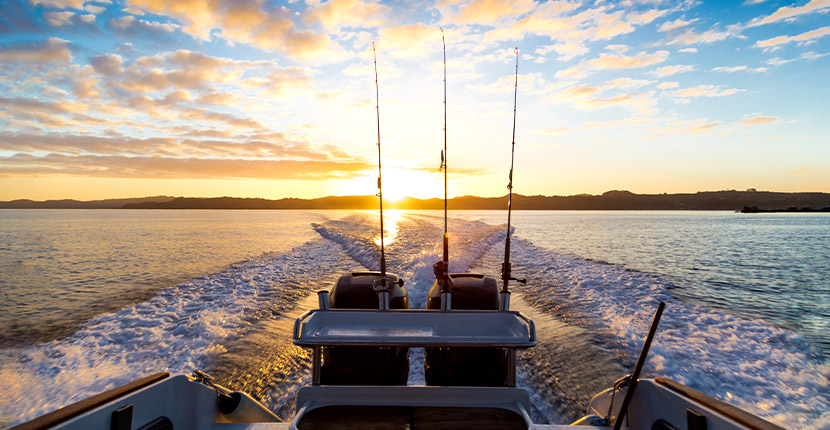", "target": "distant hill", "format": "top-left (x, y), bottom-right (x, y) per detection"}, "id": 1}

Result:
top-left (0, 196), bottom-right (174, 209)
top-left (3, 190), bottom-right (830, 211)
